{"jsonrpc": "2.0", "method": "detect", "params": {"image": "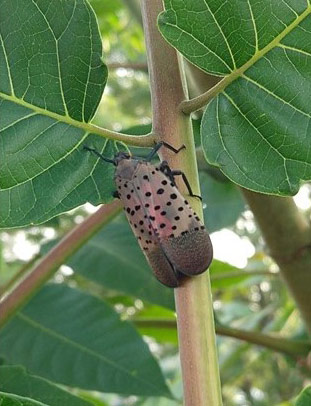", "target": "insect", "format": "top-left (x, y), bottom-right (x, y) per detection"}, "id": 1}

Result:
top-left (84, 142), bottom-right (213, 287)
